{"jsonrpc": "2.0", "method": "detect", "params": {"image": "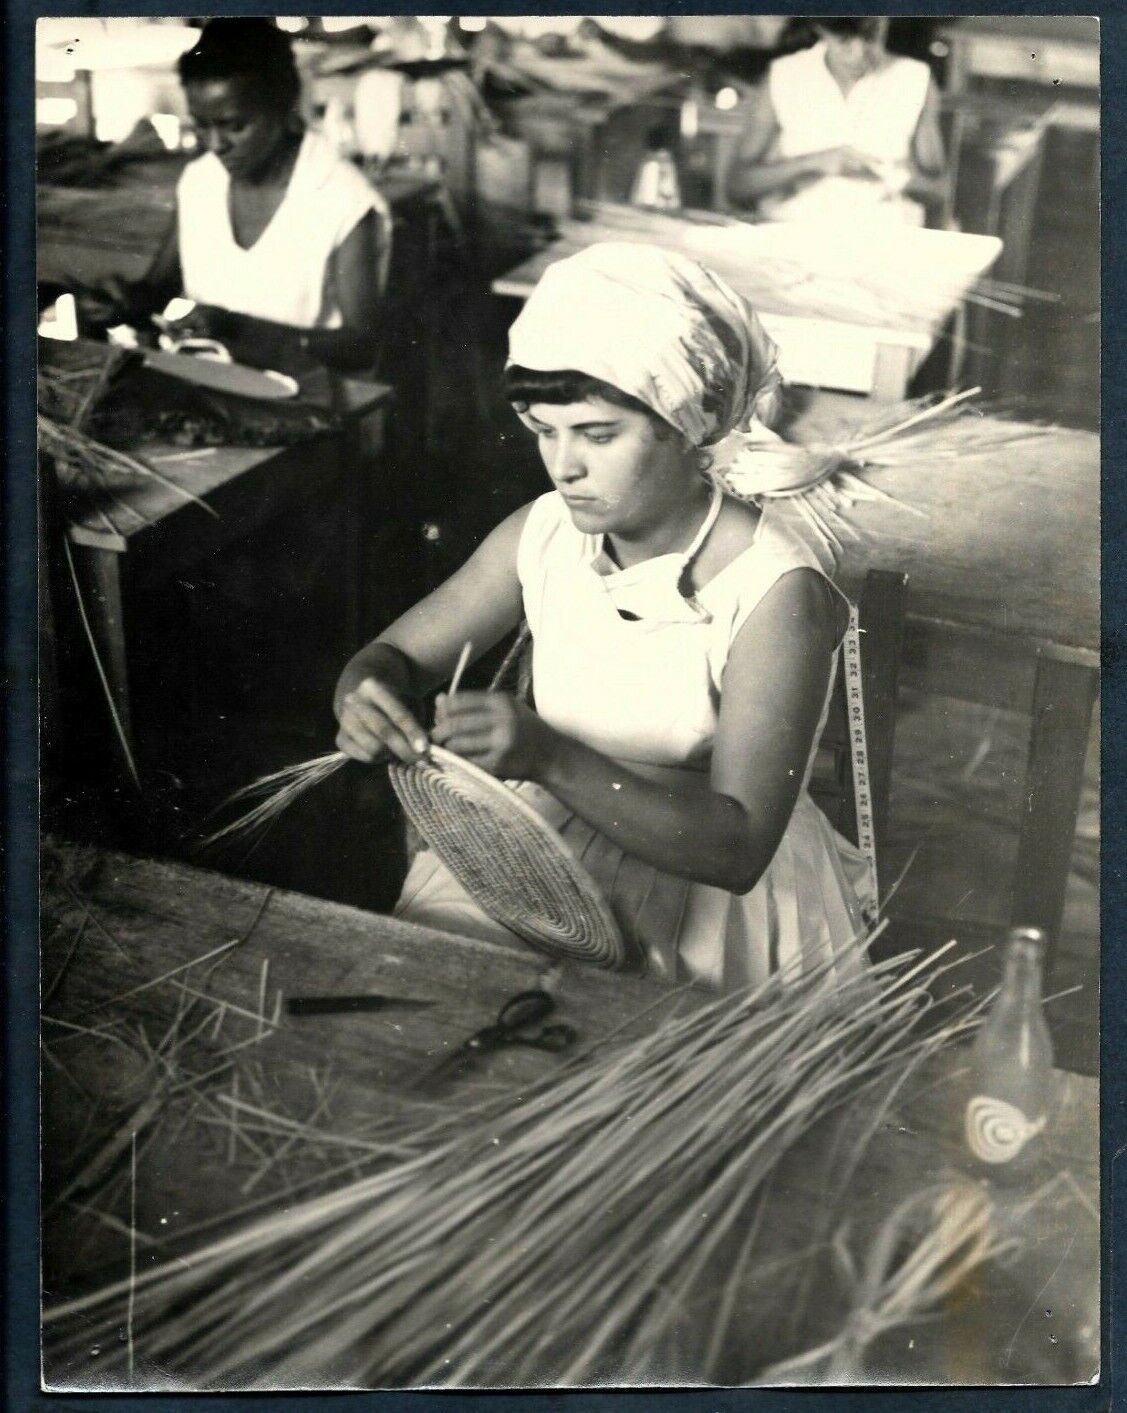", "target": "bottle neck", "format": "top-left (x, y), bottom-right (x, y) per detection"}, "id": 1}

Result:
top-left (1001, 953), bottom-right (1043, 1008)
